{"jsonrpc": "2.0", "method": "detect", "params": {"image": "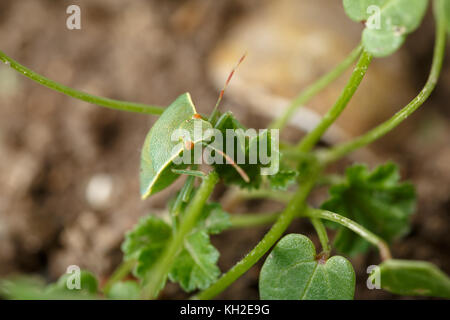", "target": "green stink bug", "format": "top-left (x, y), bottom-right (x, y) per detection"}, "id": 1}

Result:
top-left (140, 93), bottom-right (212, 199)
top-left (140, 54), bottom-right (248, 199)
